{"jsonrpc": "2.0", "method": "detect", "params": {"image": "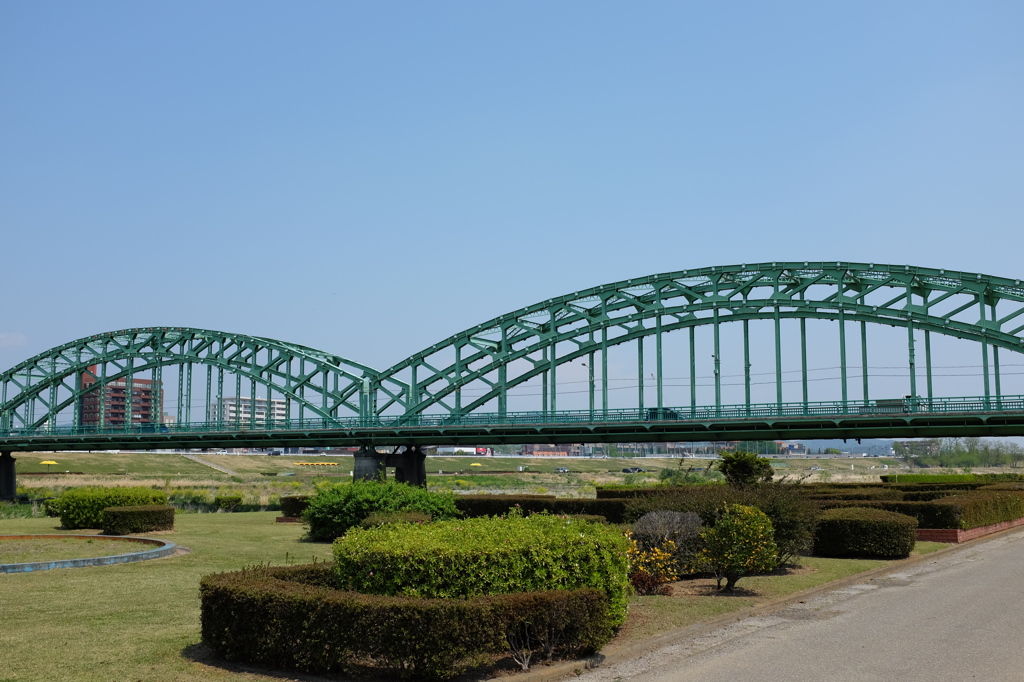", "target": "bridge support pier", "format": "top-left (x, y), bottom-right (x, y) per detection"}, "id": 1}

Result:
top-left (386, 446), bottom-right (427, 488)
top-left (0, 451), bottom-right (16, 501)
top-left (353, 446), bottom-right (386, 481)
